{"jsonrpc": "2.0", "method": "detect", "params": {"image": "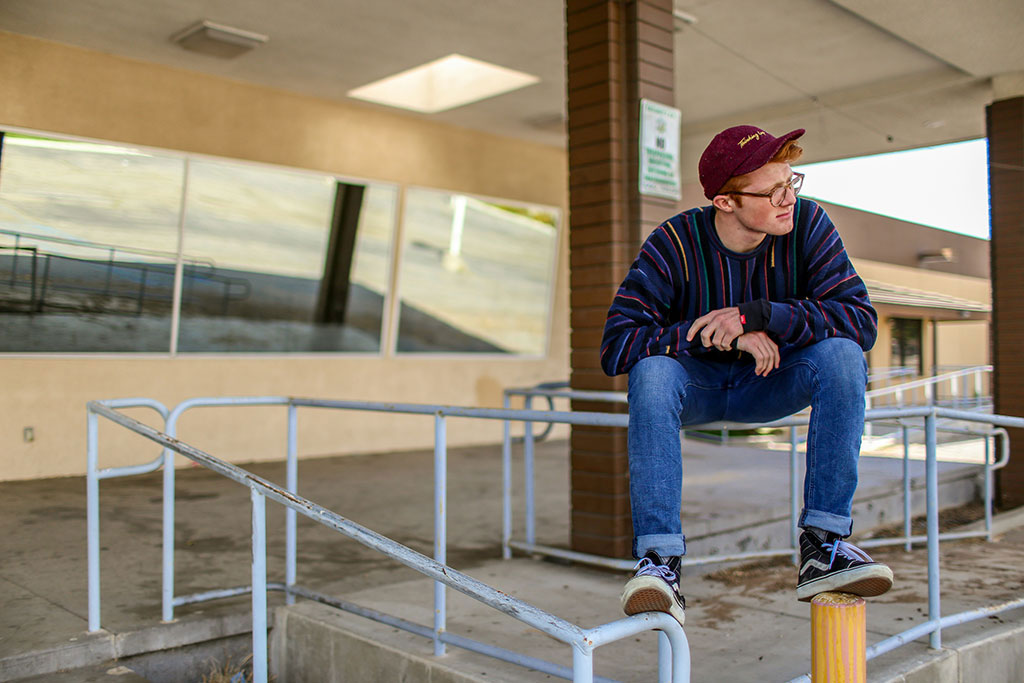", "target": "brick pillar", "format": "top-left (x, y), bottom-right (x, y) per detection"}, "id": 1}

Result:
top-left (988, 90), bottom-right (1024, 509)
top-left (566, 0), bottom-right (675, 557)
